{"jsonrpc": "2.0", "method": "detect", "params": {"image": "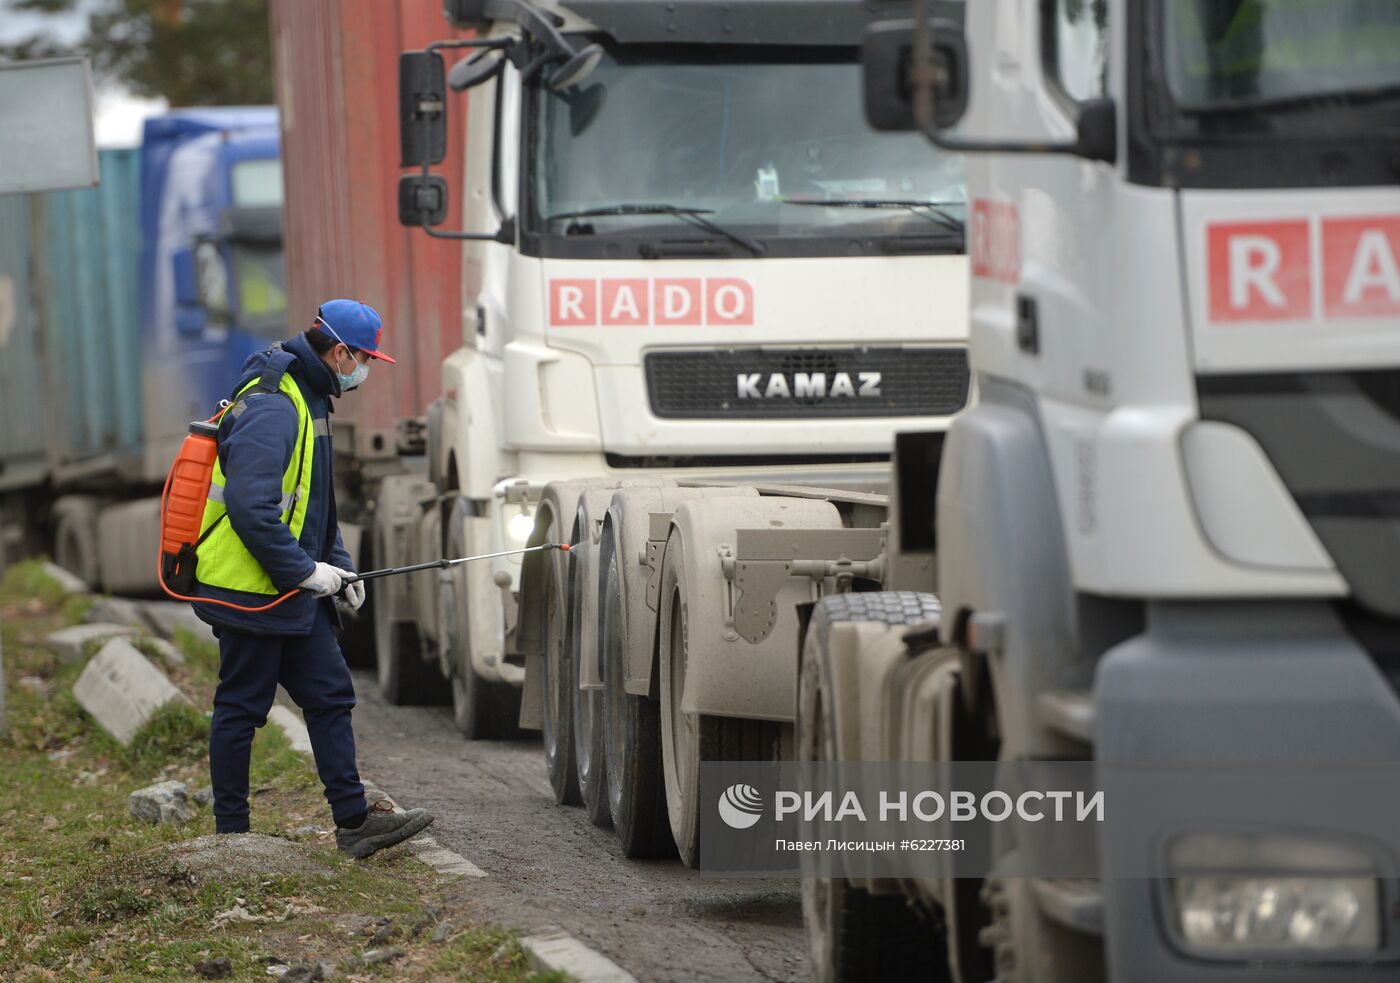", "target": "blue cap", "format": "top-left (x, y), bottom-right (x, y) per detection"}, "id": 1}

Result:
top-left (314, 299), bottom-right (395, 363)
